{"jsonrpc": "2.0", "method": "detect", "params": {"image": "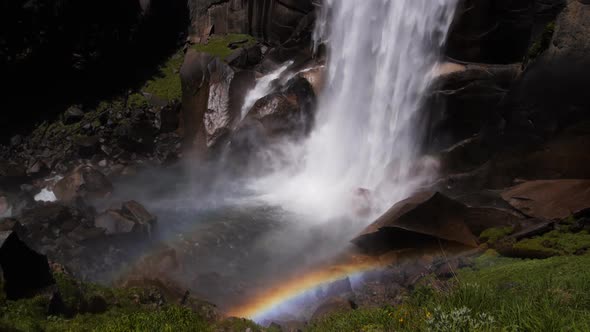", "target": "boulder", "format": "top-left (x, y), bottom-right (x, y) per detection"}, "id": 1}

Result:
top-left (53, 165), bottom-right (113, 203)
top-left (501, 180), bottom-right (590, 220)
top-left (95, 201), bottom-right (156, 236)
top-left (0, 231), bottom-right (55, 300)
top-left (235, 76), bottom-right (316, 142)
top-left (353, 191), bottom-right (525, 254)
